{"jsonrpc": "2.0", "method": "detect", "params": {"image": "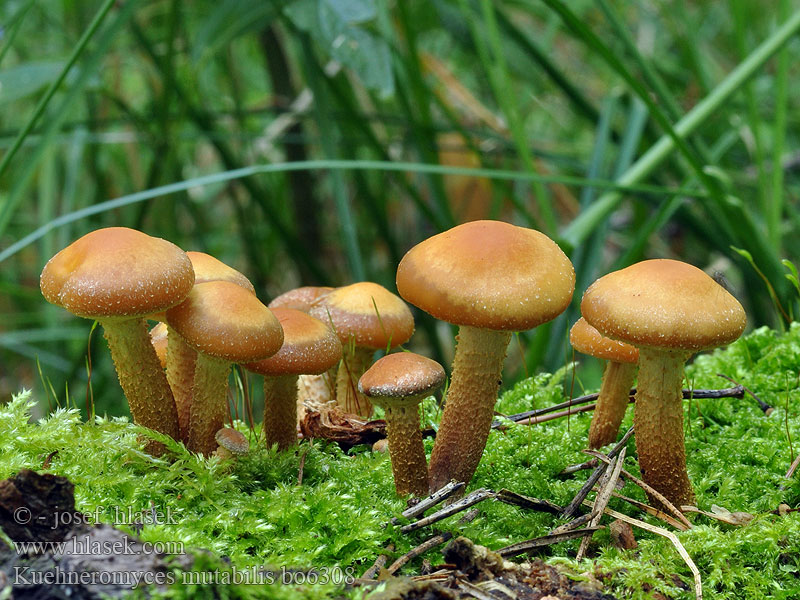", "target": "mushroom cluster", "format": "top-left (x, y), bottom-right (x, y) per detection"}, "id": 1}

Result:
top-left (41, 224), bottom-right (748, 510)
